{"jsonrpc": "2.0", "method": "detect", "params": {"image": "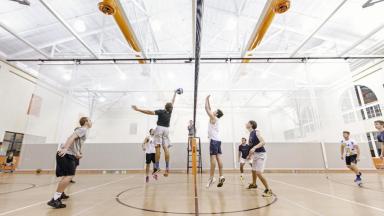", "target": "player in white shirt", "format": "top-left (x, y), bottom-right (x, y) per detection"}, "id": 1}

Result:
top-left (142, 129), bottom-right (158, 183)
top-left (340, 131), bottom-right (362, 185)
